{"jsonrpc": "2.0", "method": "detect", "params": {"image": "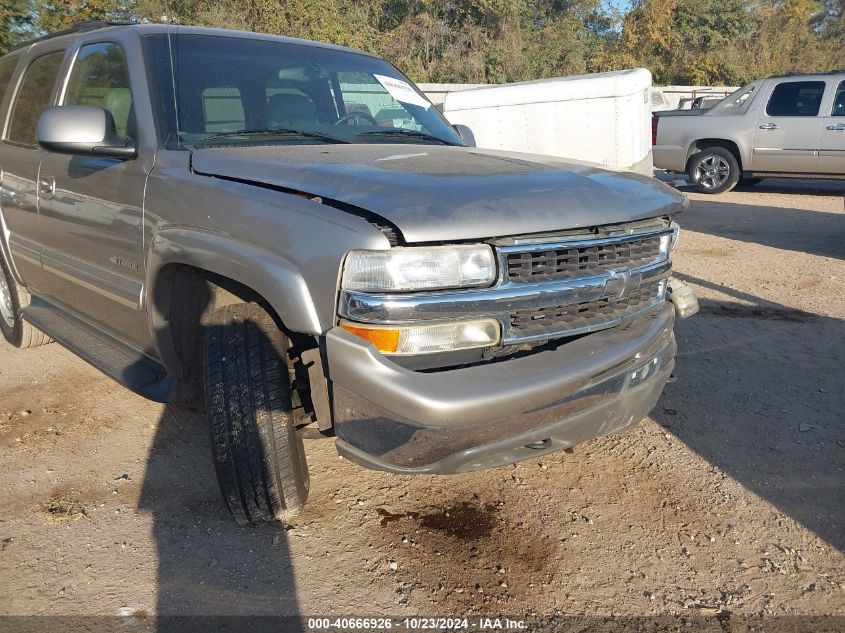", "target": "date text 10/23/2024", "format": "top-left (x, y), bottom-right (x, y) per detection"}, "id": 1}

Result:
top-left (307, 617), bottom-right (528, 630)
